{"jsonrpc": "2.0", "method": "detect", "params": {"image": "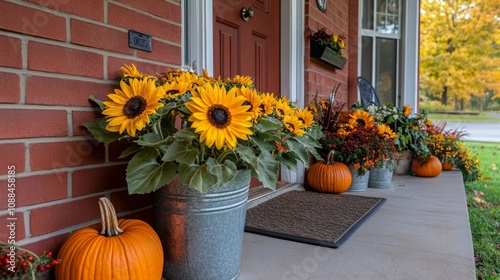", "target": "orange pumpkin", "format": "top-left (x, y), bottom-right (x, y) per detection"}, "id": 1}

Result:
top-left (307, 151), bottom-right (352, 193)
top-left (411, 155), bottom-right (442, 177)
top-left (441, 161), bottom-right (454, 171)
top-left (55, 198), bottom-right (163, 280)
